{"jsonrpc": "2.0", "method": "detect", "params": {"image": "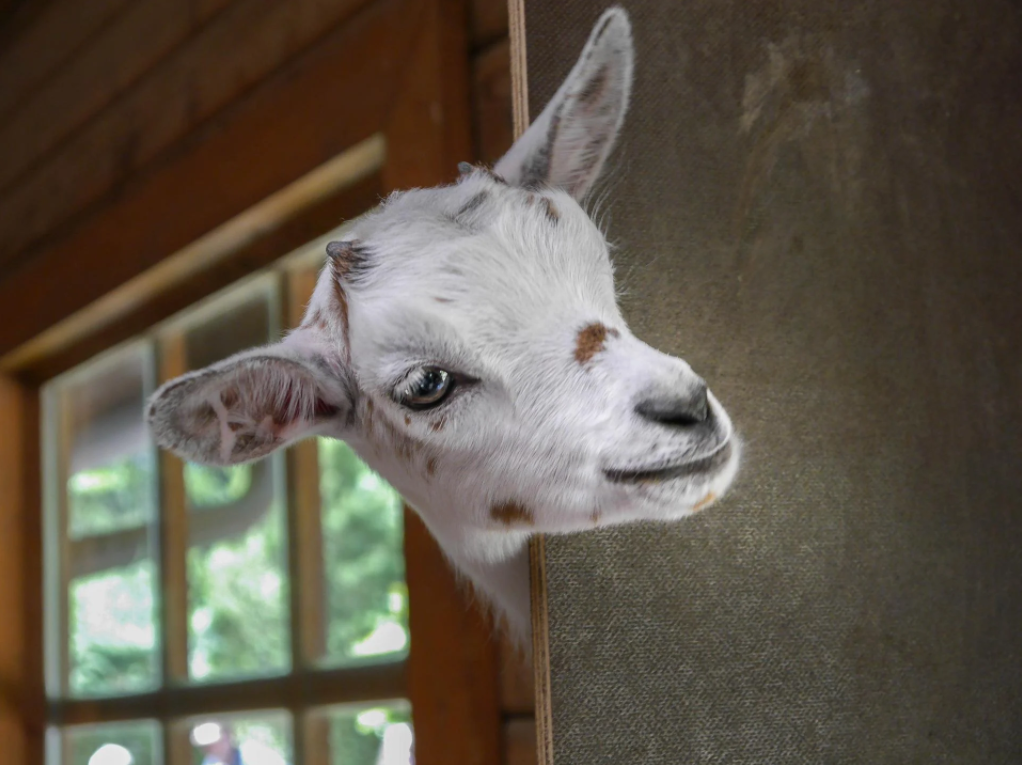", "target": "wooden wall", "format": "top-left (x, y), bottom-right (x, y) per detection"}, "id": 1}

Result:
top-left (0, 0), bottom-right (531, 761)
